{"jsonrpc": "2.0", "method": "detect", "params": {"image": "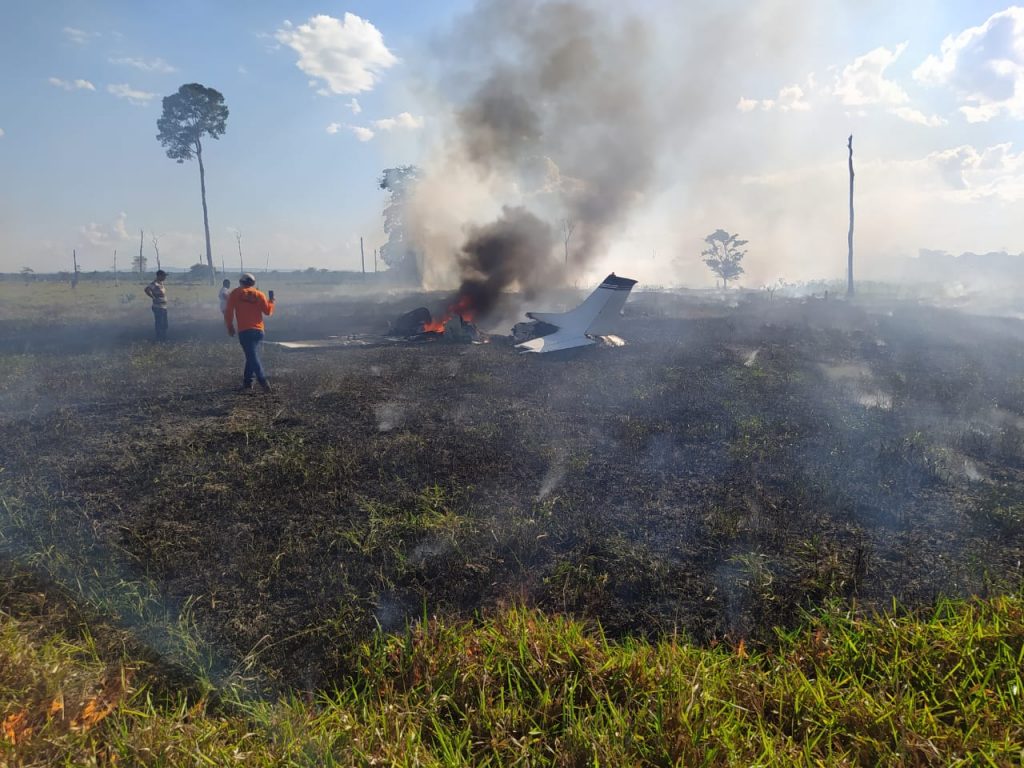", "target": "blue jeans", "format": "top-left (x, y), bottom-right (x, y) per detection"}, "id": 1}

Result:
top-left (152, 307), bottom-right (168, 341)
top-left (238, 329), bottom-right (267, 386)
